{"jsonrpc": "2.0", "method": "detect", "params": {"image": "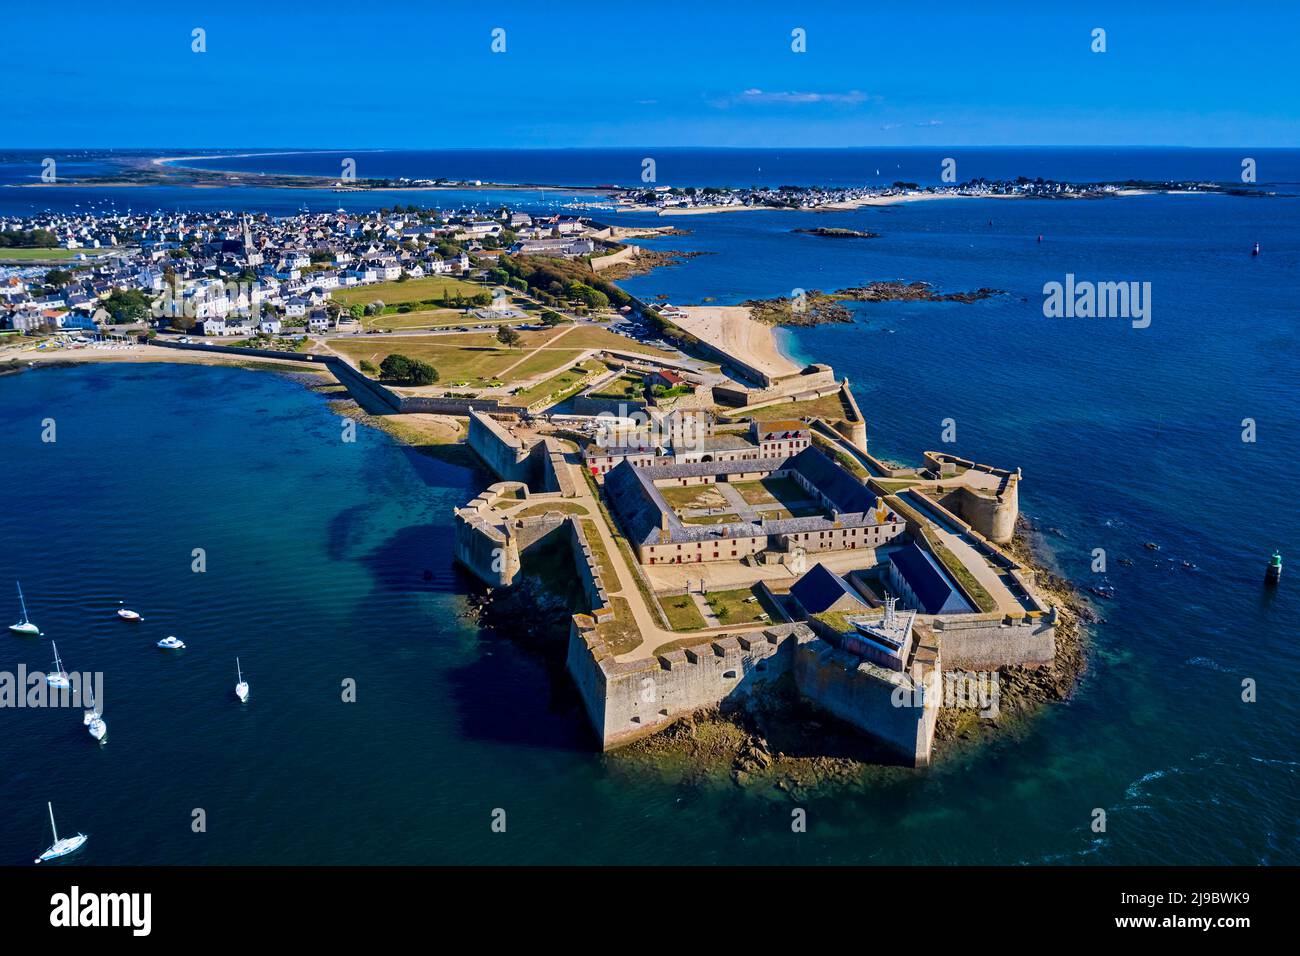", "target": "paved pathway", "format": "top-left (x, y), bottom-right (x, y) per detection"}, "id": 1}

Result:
top-left (690, 591), bottom-right (722, 627)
